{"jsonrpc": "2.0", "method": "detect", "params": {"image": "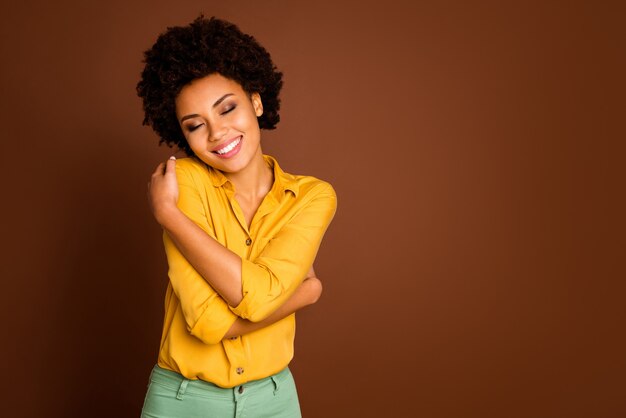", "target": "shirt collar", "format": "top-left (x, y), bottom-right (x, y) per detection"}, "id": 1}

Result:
top-left (204, 154), bottom-right (299, 197)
